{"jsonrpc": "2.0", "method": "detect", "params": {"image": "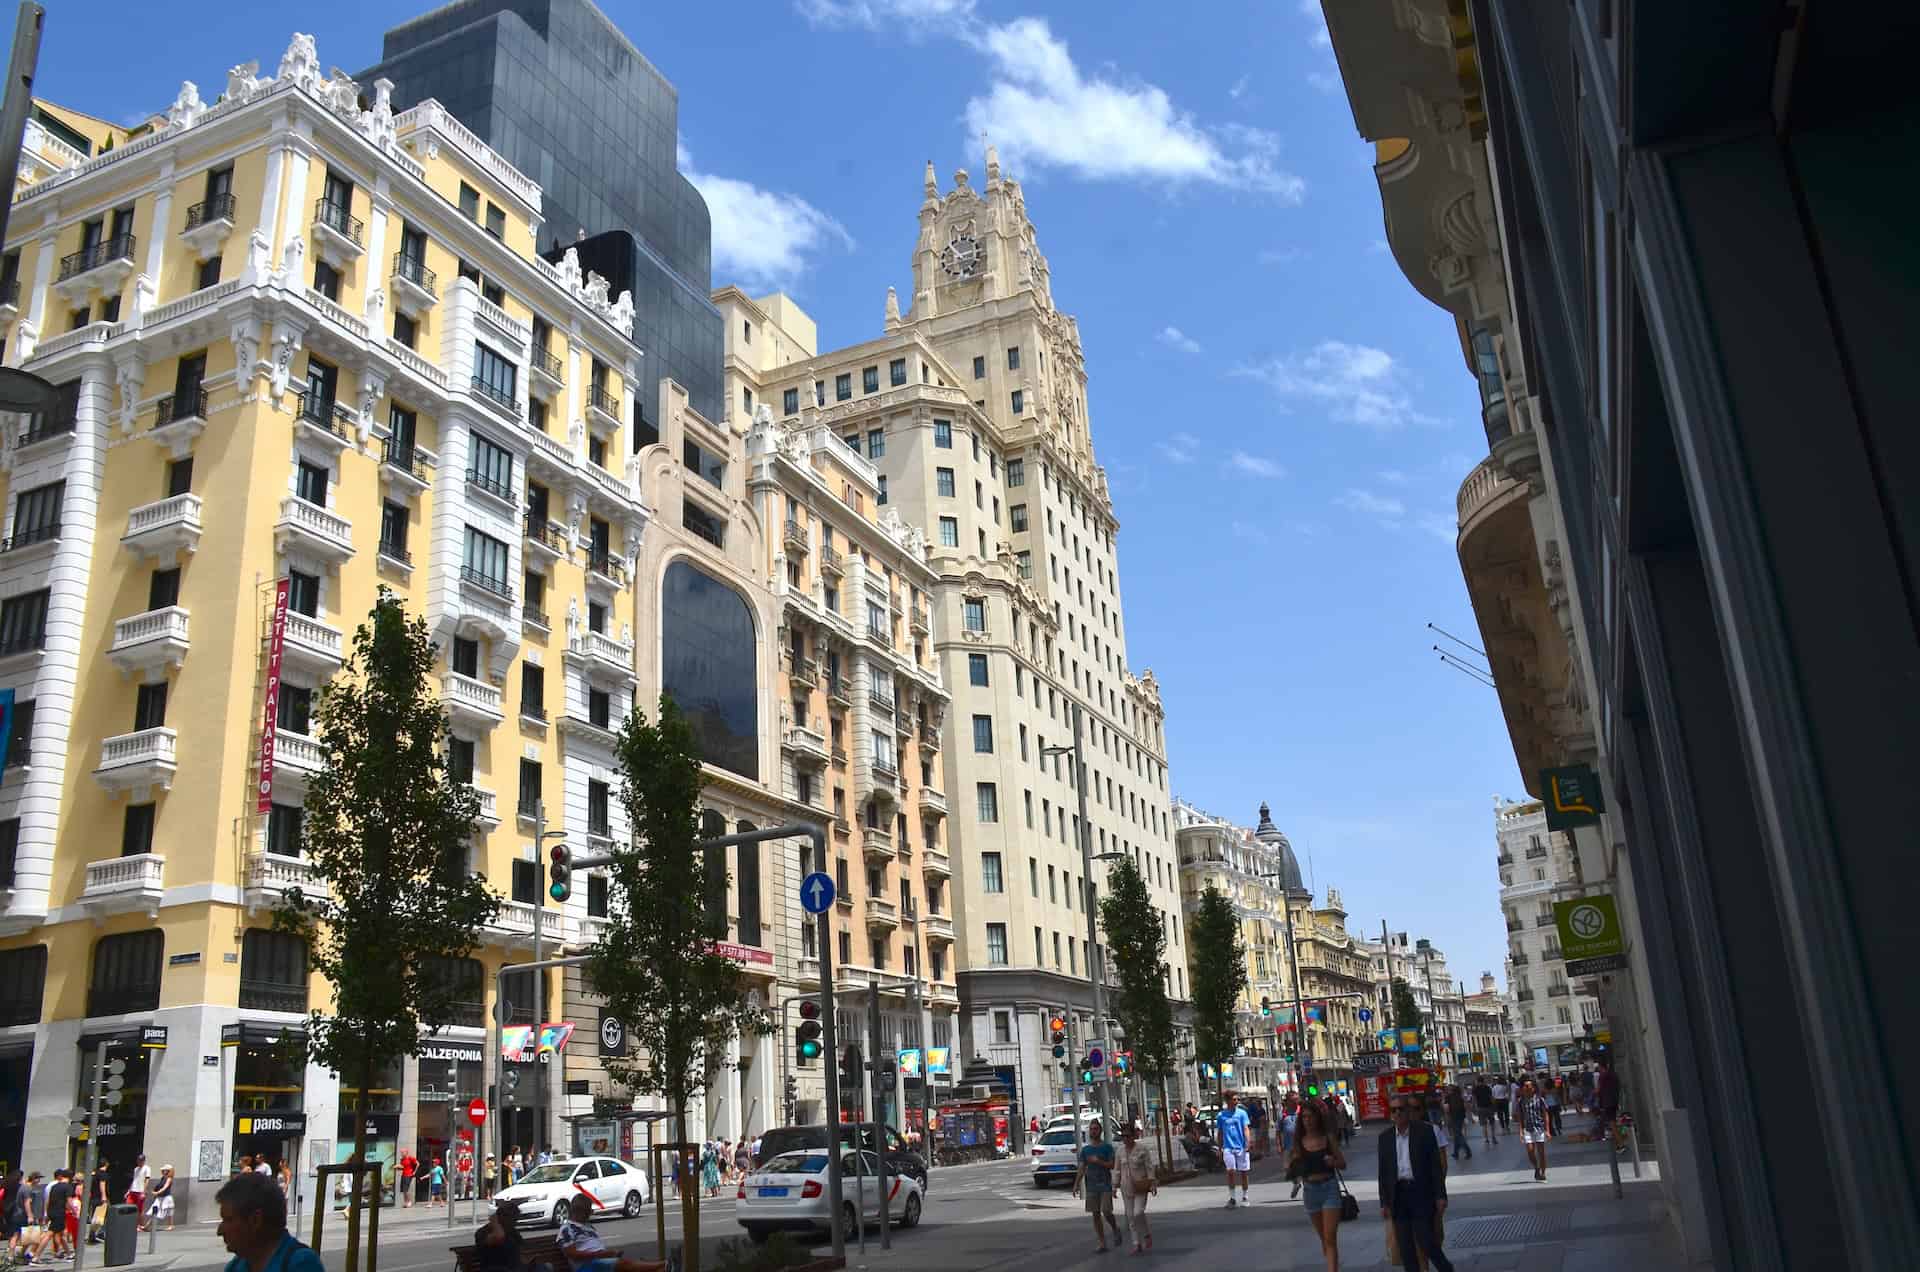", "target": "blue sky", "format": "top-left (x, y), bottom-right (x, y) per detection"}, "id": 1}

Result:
top-left (37, 0), bottom-right (1521, 988)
